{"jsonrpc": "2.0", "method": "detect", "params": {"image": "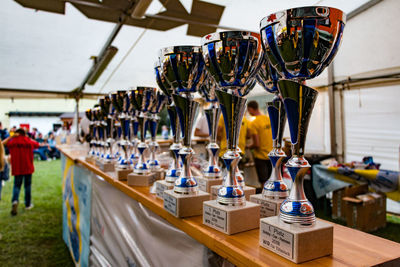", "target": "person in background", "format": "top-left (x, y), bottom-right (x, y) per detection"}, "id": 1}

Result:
top-left (30, 127), bottom-right (39, 139)
top-left (247, 101), bottom-right (273, 193)
top-left (3, 128), bottom-right (39, 215)
top-left (161, 125), bottom-right (169, 140)
top-left (47, 132), bottom-right (60, 159)
top-left (34, 133), bottom-right (49, 161)
top-left (9, 126), bottom-right (17, 137)
top-left (0, 122), bottom-right (9, 140)
top-left (194, 113), bottom-right (210, 138)
top-left (0, 141), bottom-right (8, 201)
